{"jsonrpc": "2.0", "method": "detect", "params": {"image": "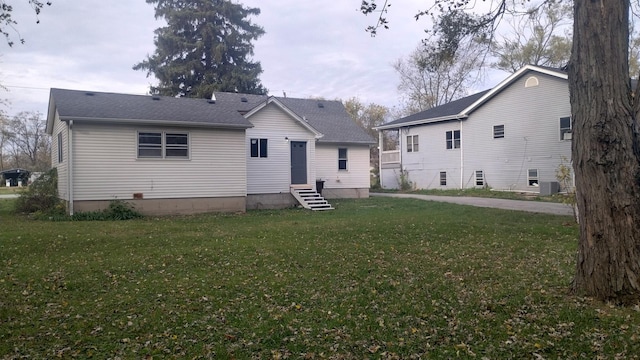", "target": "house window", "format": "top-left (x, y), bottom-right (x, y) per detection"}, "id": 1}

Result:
top-left (446, 130), bottom-right (461, 149)
top-left (57, 132), bottom-right (63, 163)
top-left (250, 138), bottom-right (268, 158)
top-left (440, 171), bottom-right (447, 186)
top-left (138, 132), bottom-right (163, 158)
top-left (493, 125), bottom-right (505, 139)
top-left (338, 148), bottom-right (348, 170)
top-left (165, 133), bottom-right (189, 158)
top-left (528, 169), bottom-right (539, 186)
top-left (406, 135), bottom-right (419, 152)
top-left (560, 117), bottom-right (572, 141)
top-left (475, 170), bottom-right (484, 186)
top-left (138, 132), bottom-right (189, 159)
